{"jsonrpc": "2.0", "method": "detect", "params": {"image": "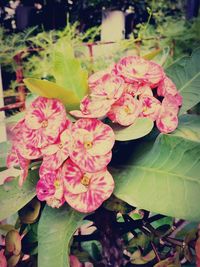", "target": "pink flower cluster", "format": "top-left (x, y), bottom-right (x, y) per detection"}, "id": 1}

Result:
top-left (7, 97), bottom-right (115, 213)
top-left (71, 56), bottom-right (182, 133)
